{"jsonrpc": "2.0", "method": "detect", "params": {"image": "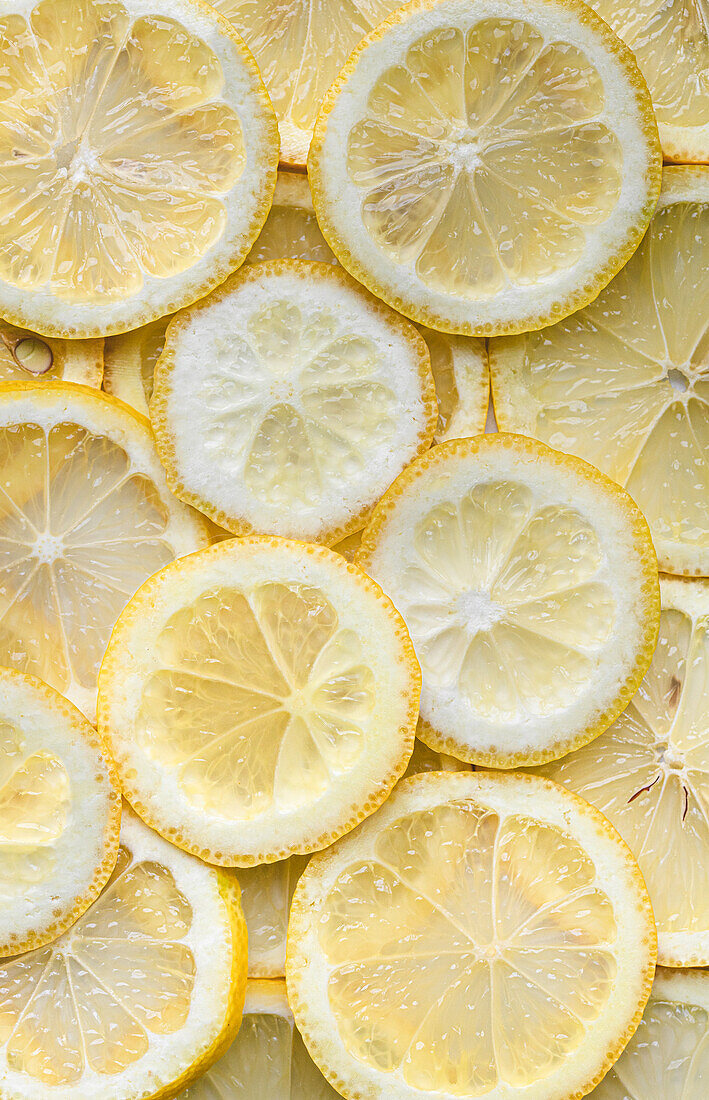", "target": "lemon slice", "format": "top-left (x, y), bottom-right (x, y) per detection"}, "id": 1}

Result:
top-left (588, 968), bottom-right (709, 1099)
top-left (534, 576), bottom-right (709, 968)
top-left (422, 328), bottom-right (489, 443)
top-left (0, 382), bottom-right (207, 718)
top-left (209, 1), bottom-right (404, 168)
top-left (150, 260), bottom-right (437, 543)
top-left (103, 317), bottom-right (171, 419)
top-left (586, 0), bottom-right (709, 162)
top-left (98, 537), bottom-right (420, 865)
top-left (308, 0), bottom-right (662, 336)
top-left (356, 433), bottom-right (659, 767)
top-left (180, 980), bottom-right (340, 1099)
top-left (0, 323), bottom-right (102, 386)
top-left (0, 668), bottom-right (120, 958)
top-left (0, 0), bottom-right (278, 338)
top-left (491, 167), bottom-right (709, 578)
top-left (0, 805), bottom-right (247, 1100)
top-left (287, 771), bottom-right (656, 1100)
top-left (245, 171), bottom-right (340, 267)
top-left (403, 736), bottom-right (471, 777)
